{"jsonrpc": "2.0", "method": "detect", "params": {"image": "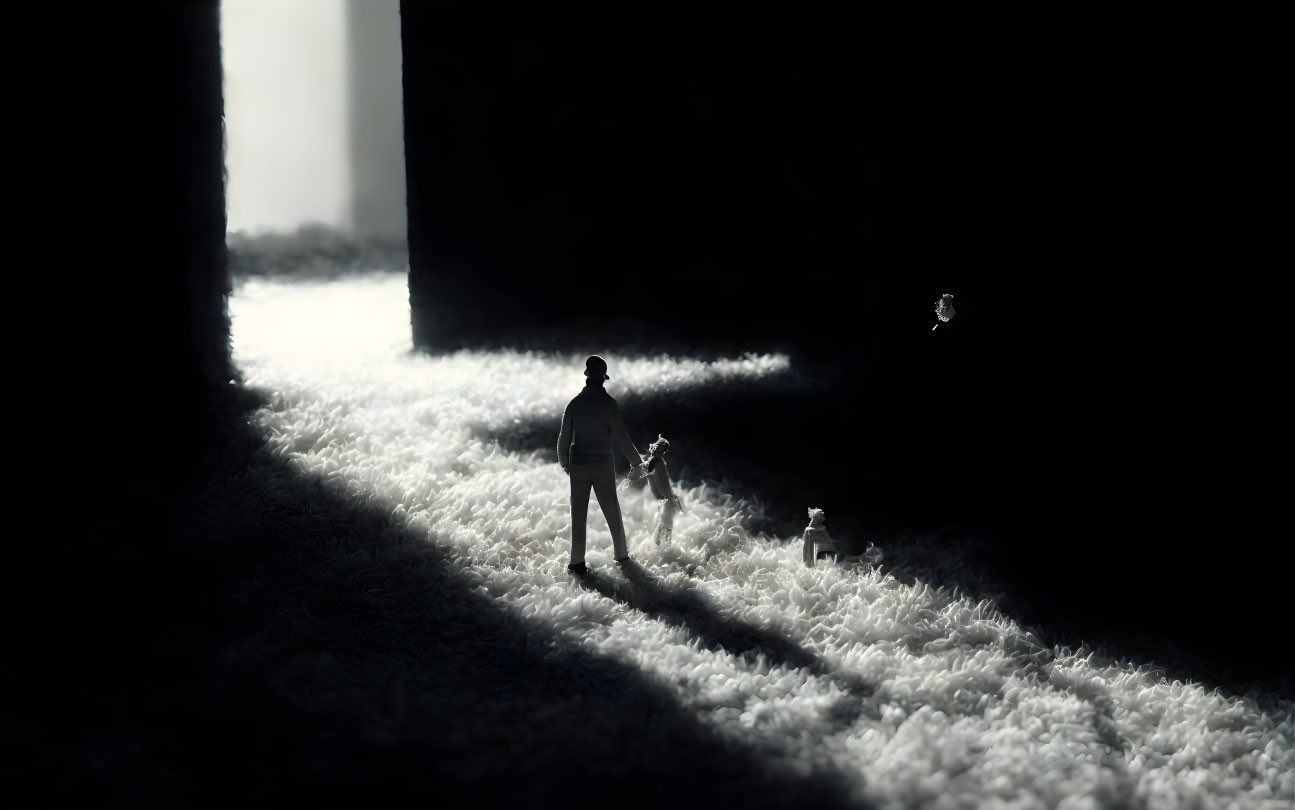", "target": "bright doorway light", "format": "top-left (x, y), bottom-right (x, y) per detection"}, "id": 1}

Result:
top-left (222, 0), bottom-right (349, 235)
top-left (221, 0), bottom-right (406, 238)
